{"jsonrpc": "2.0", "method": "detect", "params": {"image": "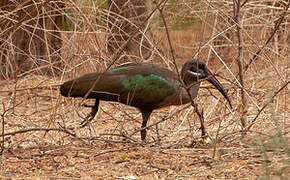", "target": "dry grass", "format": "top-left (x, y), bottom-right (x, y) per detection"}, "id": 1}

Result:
top-left (1, 0), bottom-right (290, 179)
